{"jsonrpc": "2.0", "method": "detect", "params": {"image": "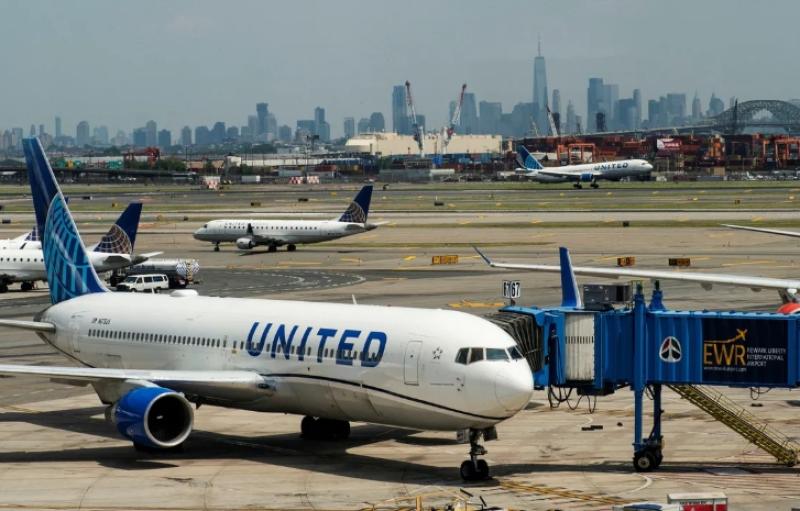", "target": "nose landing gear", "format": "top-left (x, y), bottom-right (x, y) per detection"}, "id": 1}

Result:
top-left (459, 428), bottom-right (493, 481)
top-left (213, 242), bottom-right (220, 252)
